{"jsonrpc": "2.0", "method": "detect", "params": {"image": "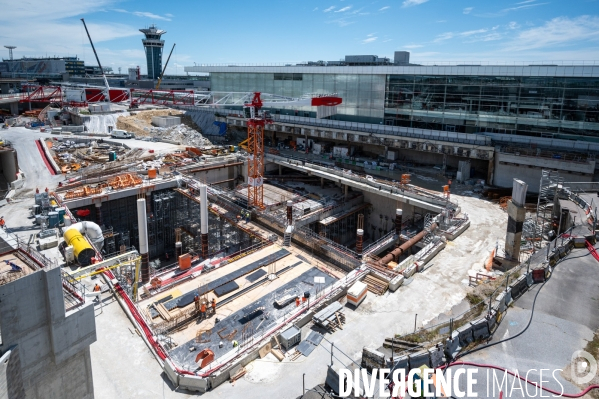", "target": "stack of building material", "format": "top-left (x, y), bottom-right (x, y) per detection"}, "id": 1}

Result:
top-left (363, 274), bottom-right (389, 295)
top-left (346, 281), bottom-right (368, 307)
top-left (313, 301), bottom-right (345, 332)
